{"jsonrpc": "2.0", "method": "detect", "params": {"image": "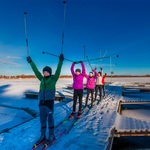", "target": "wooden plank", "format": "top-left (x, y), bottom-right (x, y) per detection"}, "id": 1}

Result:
top-left (66, 86), bottom-right (73, 90)
top-left (24, 92), bottom-right (65, 101)
top-left (117, 100), bottom-right (122, 114)
top-left (123, 86), bottom-right (150, 90)
top-left (138, 84), bottom-right (145, 87)
top-left (25, 92), bottom-right (38, 99)
top-left (115, 130), bottom-right (150, 137)
top-left (106, 128), bottom-right (116, 150)
top-left (122, 86), bottom-right (150, 96)
top-left (122, 90), bottom-right (140, 96)
top-left (55, 95), bottom-right (65, 102)
top-left (120, 101), bottom-right (150, 105)
top-left (117, 100), bottom-right (150, 115)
